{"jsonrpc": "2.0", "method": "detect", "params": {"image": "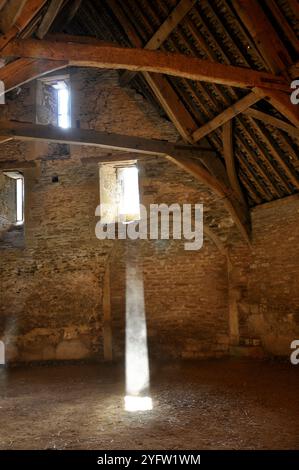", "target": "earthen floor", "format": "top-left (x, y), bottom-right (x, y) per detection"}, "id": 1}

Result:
top-left (0, 359), bottom-right (298, 450)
